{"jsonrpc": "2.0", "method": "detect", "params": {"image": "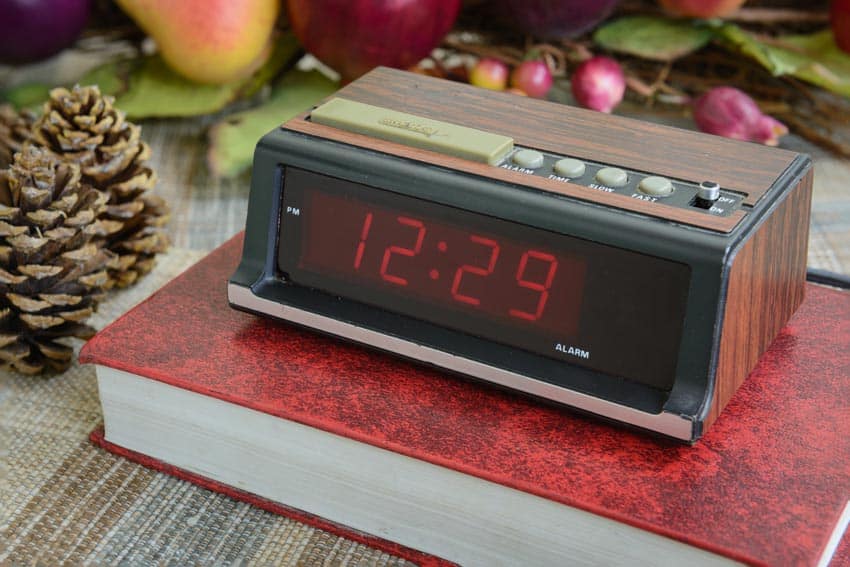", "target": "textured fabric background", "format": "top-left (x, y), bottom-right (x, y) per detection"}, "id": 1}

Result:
top-left (0, 112), bottom-right (848, 566)
top-left (0, 247), bottom-right (416, 566)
